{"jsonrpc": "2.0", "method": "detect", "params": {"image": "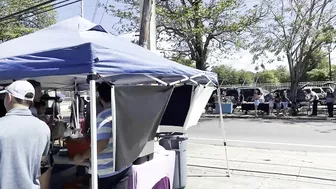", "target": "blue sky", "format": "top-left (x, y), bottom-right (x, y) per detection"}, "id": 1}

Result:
top-left (57, 1), bottom-right (115, 29)
top-left (56, 1), bottom-right (335, 72)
